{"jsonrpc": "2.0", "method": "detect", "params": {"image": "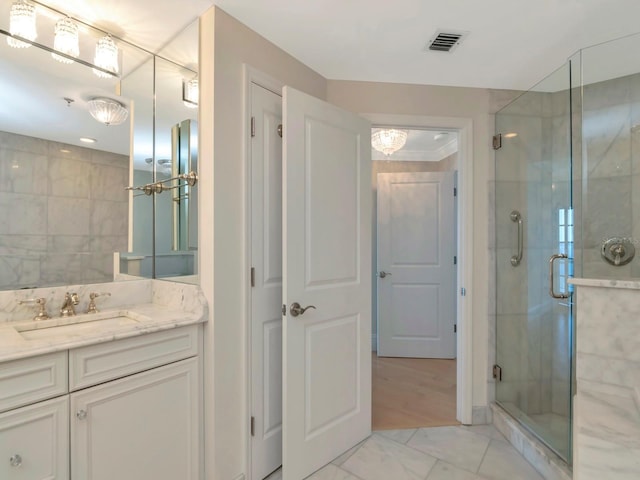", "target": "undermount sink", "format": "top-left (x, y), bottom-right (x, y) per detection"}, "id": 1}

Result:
top-left (14, 310), bottom-right (151, 341)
